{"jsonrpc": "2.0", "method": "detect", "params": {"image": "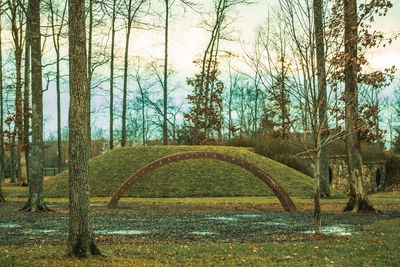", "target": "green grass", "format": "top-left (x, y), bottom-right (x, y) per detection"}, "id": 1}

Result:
top-left (1, 191), bottom-right (399, 266)
top-left (1, 218), bottom-right (399, 266)
top-left (42, 146), bottom-right (344, 198)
